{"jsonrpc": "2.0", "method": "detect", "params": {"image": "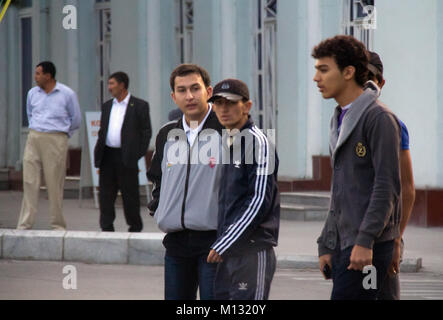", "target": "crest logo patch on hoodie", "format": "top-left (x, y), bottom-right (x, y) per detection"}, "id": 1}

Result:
top-left (356, 142), bottom-right (367, 158)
